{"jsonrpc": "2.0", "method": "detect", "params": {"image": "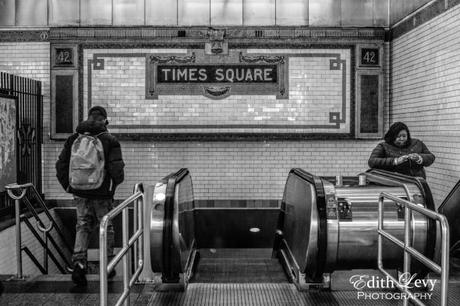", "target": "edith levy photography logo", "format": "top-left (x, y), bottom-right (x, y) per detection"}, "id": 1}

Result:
top-left (349, 273), bottom-right (438, 300)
